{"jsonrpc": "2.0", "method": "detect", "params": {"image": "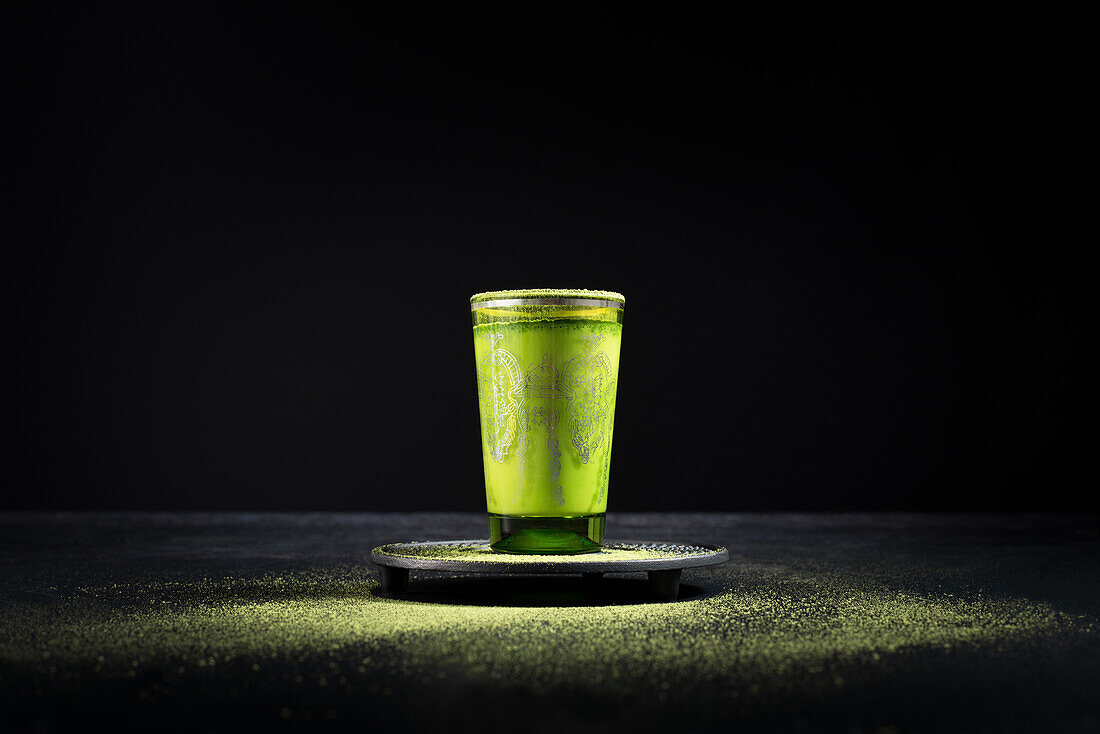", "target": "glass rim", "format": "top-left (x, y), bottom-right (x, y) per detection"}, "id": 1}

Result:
top-left (470, 289), bottom-right (625, 311)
